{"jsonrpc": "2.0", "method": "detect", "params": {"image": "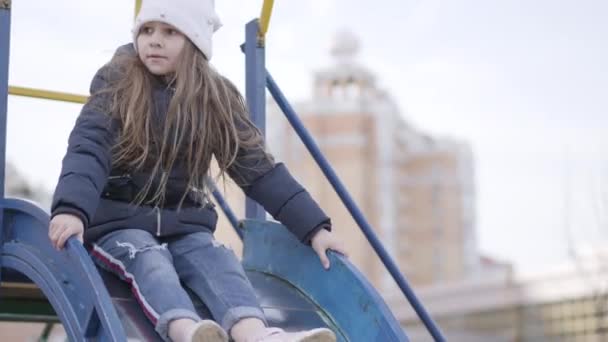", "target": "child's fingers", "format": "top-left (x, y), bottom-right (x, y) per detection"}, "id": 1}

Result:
top-left (314, 246), bottom-right (331, 270)
top-left (49, 223), bottom-right (61, 248)
top-left (56, 226), bottom-right (76, 250)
